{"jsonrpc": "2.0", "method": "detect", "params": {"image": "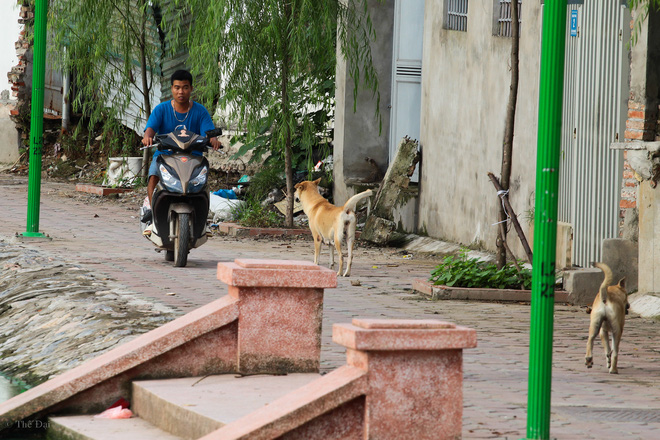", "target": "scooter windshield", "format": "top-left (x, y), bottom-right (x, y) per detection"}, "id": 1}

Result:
top-left (157, 129), bottom-right (208, 153)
